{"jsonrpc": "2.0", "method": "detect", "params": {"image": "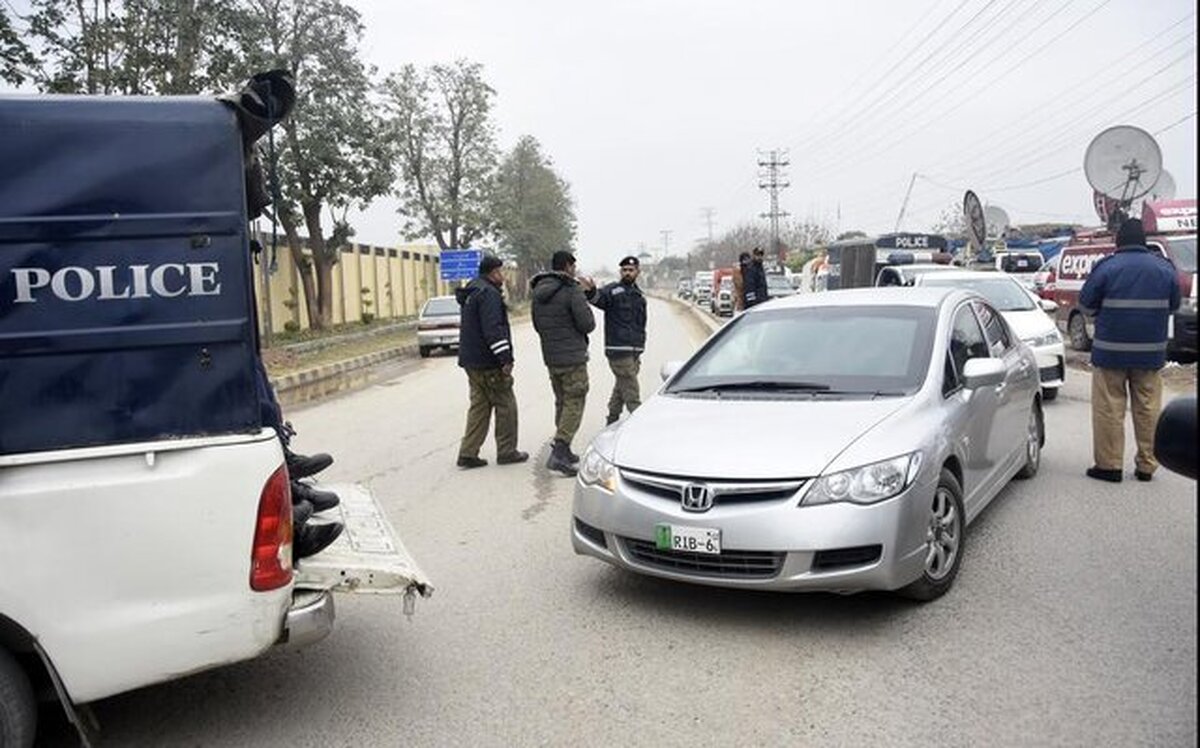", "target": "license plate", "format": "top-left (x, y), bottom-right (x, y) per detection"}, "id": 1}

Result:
top-left (655, 524), bottom-right (721, 555)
